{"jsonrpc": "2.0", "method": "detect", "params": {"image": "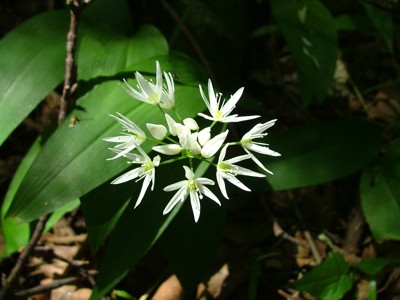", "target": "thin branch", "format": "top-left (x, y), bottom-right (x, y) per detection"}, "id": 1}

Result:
top-left (58, 3), bottom-right (81, 126)
top-left (14, 270), bottom-right (97, 298)
top-left (0, 215), bottom-right (50, 300)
